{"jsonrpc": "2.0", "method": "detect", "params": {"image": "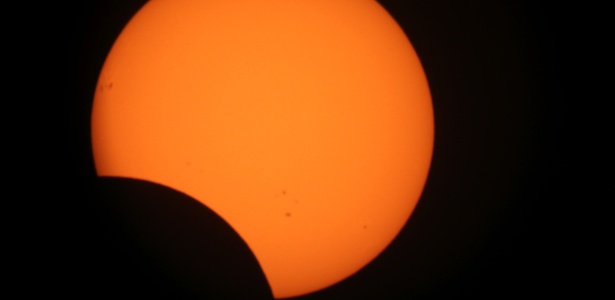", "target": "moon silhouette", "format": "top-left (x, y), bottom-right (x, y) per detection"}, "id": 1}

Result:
top-left (91, 177), bottom-right (275, 299)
